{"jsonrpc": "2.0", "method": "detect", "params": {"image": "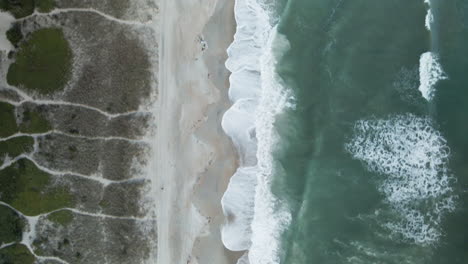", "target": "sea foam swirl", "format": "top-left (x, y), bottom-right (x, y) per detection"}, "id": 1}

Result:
top-left (221, 0), bottom-right (292, 263)
top-left (346, 114), bottom-right (455, 244)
